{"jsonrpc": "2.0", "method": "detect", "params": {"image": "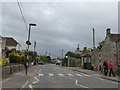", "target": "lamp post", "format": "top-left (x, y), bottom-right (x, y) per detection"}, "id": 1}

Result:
top-left (26, 23), bottom-right (36, 51)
